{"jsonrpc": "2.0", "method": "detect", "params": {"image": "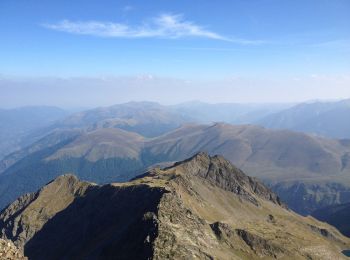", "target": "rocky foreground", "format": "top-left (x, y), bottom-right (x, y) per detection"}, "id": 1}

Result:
top-left (0, 152), bottom-right (349, 259)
